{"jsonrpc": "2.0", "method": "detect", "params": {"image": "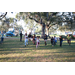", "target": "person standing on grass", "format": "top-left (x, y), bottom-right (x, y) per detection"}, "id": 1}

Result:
top-left (59, 36), bottom-right (63, 47)
top-left (51, 37), bottom-right (54, 47)
top-left (54, 36), bottom-right (57, 45)
top-left (67, 34), bottom-right (71, 45)
top-left (1, 31), bottom-right (4, 43)
top-left (36, 36), bottom-right (40, 48)
top-left (44, 34), bottom-right (47, 46)
top-left (33, 34), bottom-right (36, 45)
top-left (24, 33), bottom-right (28, 47)
top-left (28, 32), bottom-right (32, 41)
top-left (20, 31), bottom-right (22, 41)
